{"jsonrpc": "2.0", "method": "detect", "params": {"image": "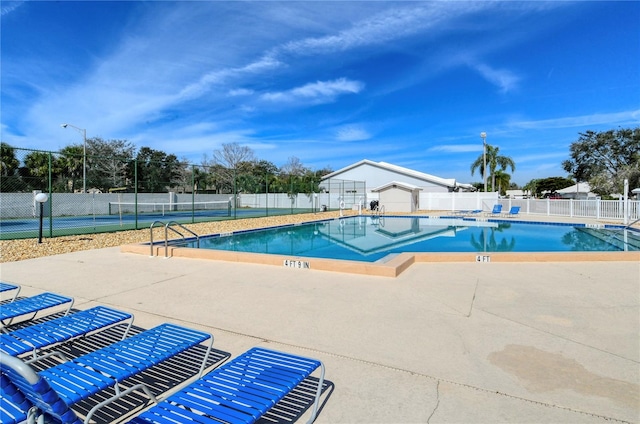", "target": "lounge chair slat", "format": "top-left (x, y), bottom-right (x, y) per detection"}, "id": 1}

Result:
top-left (0, 292), bottom-right (73, 327)
top-left (0, 306), bottom-right (133, 358)
top-left (130, 347), bottom-right (325, 424)
top-left (1, 374), bottom-right (32, 424)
